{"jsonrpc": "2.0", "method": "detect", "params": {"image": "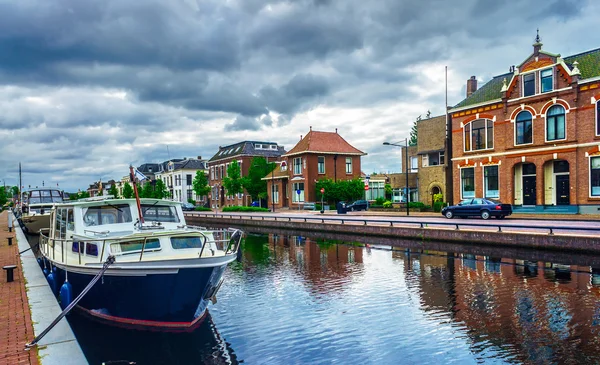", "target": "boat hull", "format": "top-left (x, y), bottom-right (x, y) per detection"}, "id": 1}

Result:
top-left (20, 214), bottom-right (51, 234)
top-left (51, 262), bottom-right (229, 331)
